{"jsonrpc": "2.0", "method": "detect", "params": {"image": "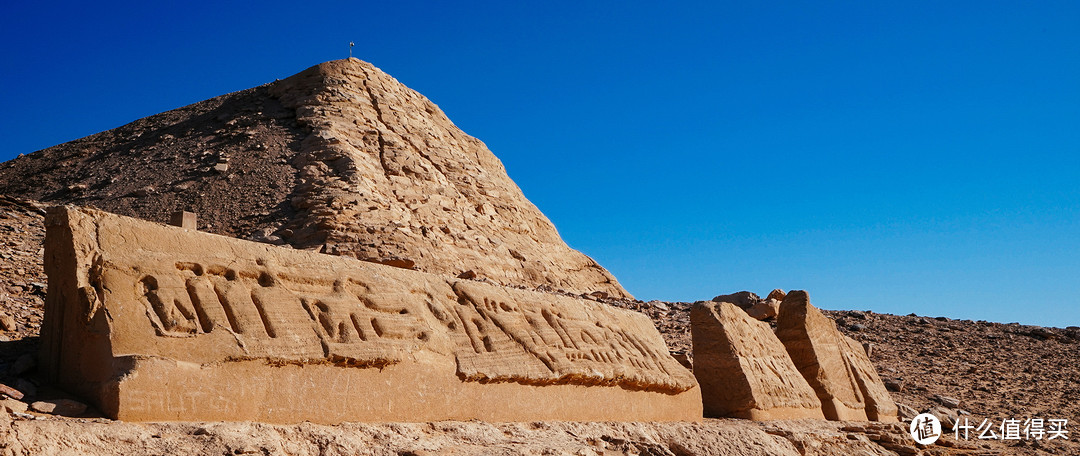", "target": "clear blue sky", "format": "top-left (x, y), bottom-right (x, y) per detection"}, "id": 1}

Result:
top-left (3, 1), bottom-right (1078, 326)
